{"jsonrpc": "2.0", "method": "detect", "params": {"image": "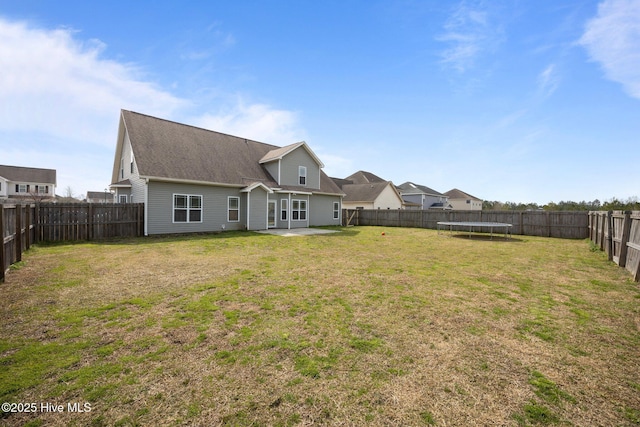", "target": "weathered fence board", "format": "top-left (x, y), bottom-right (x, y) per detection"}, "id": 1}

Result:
top-left (588, 211), bottom-right (640, 283)
top-left (1, 203), bottom-right (144, 282)
top-left (1, 204), bottom-right (36, 283)
top-left (343, 209), bottom-right (589, 239)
